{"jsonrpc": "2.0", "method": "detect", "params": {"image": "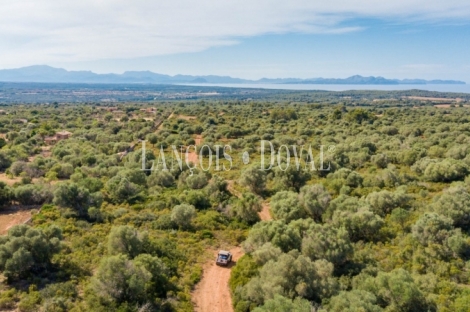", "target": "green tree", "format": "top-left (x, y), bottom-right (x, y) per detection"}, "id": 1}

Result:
top-left (171, 204), bottom-right (196, 229)
top-left (354, 269), bottom-right (435, 312)
top-left (231, 192), bottom-right (261, 225)
top-left (324, 290), bottom-right (383, 312)
top-left (432, 186), bottom-right (470, 229)
top-left (252, 295), bottom-right (312, 312)
top-left (299, 184), bottom-right (331, 222)
top-left (107, 225), bottom-right (149, 258)
top-left (270, 191), bottom-right (305, 222)
top-left (53, 182), bottom-right (97, 217)
top-left (301, 223), bottom-right (352, 265)
top-left (239, 166), bottom-right (267, 195)
top-left (0, 225), bottom-right (62, 280)
top-left (0, 181), bottom-right (12, 208)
